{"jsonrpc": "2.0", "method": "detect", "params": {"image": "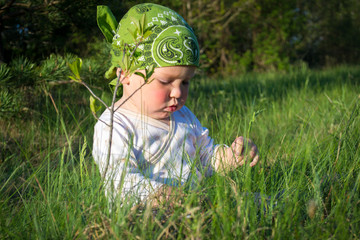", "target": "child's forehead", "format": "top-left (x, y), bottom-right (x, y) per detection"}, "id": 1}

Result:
top-left (153, 66), bottom-right (196, 79)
